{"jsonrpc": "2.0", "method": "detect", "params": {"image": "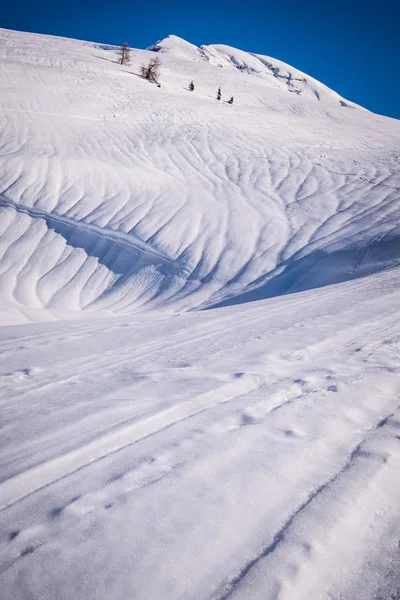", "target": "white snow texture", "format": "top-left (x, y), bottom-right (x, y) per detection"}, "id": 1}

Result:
top-left (0, 27), bottom-right (399, 600)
